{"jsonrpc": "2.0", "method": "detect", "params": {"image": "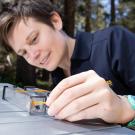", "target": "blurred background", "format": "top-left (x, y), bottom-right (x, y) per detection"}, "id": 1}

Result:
top-left (0, 0), bottom-right (135, 89)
